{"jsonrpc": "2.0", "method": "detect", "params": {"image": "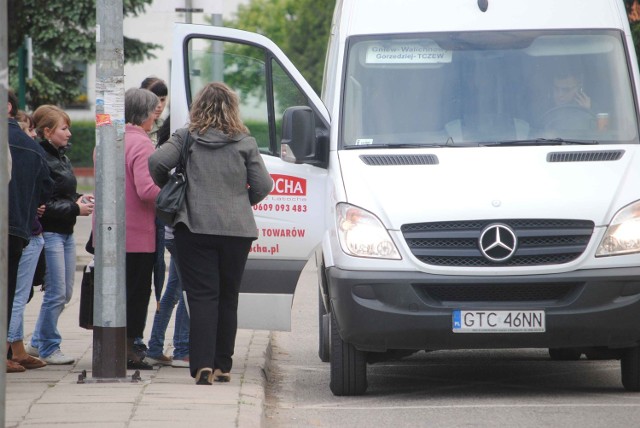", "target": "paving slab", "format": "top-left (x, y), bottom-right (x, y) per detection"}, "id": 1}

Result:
top-left (5, 216), bottom-right (271, 428)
